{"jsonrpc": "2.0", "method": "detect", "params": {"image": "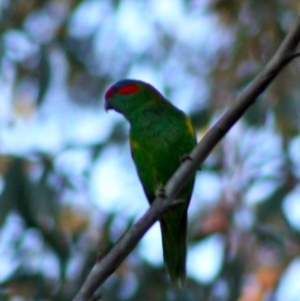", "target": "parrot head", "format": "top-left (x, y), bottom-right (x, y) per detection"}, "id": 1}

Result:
top-left (104, 79), bottom-right (163, 116)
